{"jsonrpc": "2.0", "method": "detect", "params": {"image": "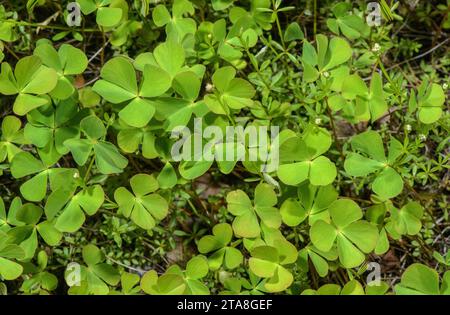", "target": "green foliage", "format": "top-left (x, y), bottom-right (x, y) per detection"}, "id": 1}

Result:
top-left (395, 263), bottom-right (450, 295)
top-left (344, 130), bottom-right (404, 200)
top-left (310, 199), bottom-right (378, 268)
top-left (277, 126), bottom-right (336, 186)
top-left (226, 183), bottom-right (280, 238)
top-left (197, 223), bottom-right (243, 270)
top-left (65, 244), bottom-right (120, 295)
top-left (0, 0), bottom-right (448, 296)
top-left (114, 173), bottom-right (168, 230)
